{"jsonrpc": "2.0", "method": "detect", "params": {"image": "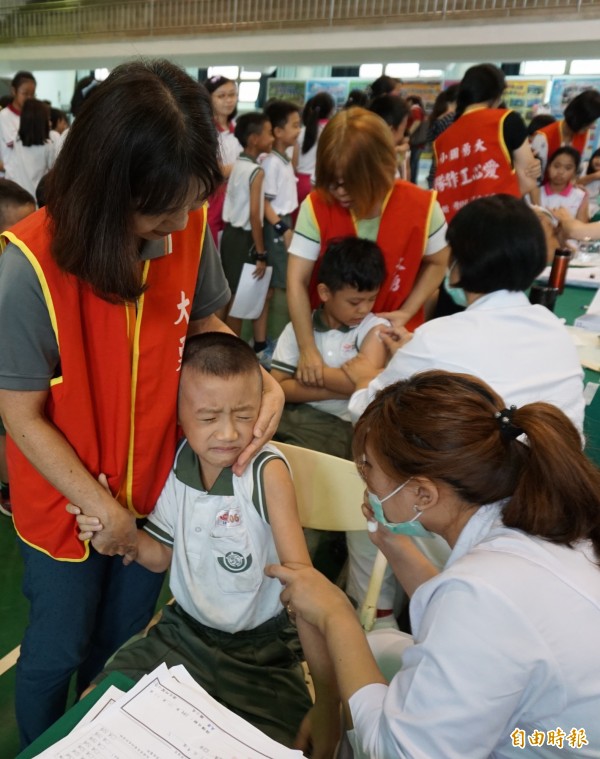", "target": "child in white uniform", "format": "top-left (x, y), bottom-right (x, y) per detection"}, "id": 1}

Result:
top-left (5, 99), bottom-right (55, 200)
top-left (271, 236), bottom-right (390, 460)
top-left (540, 146), bottom-right (589, 221)
top-left (72, 333), bottom-right (339, 754)
top-left (578, 147), bottom-right (600, 219)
